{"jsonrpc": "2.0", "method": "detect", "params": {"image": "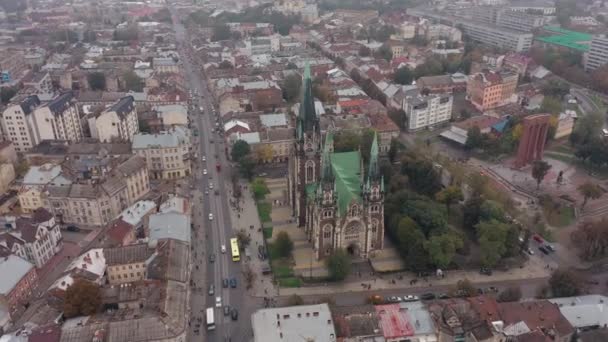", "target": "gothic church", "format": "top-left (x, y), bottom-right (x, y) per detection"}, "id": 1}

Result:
top-left (288, 64), bottom-right (385, 260)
